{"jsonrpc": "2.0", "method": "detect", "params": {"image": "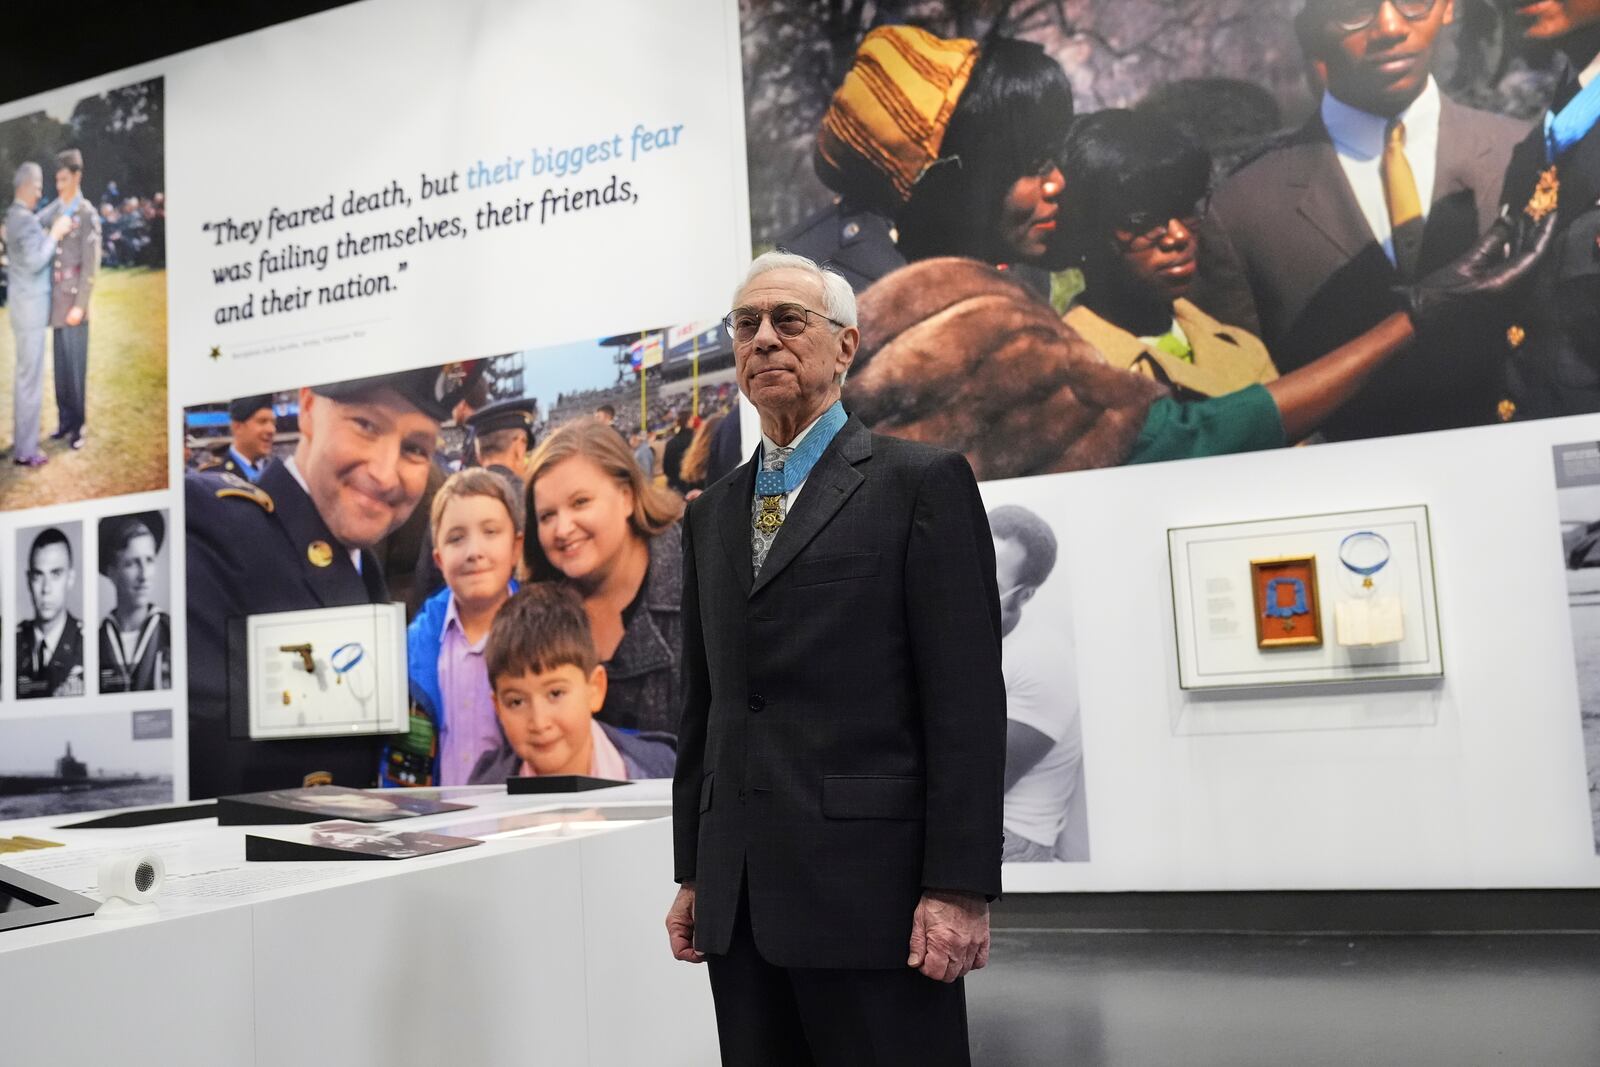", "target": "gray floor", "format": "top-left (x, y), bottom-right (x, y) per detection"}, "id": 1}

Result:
top-left (967, 931), bottom-right (1600, 1066)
